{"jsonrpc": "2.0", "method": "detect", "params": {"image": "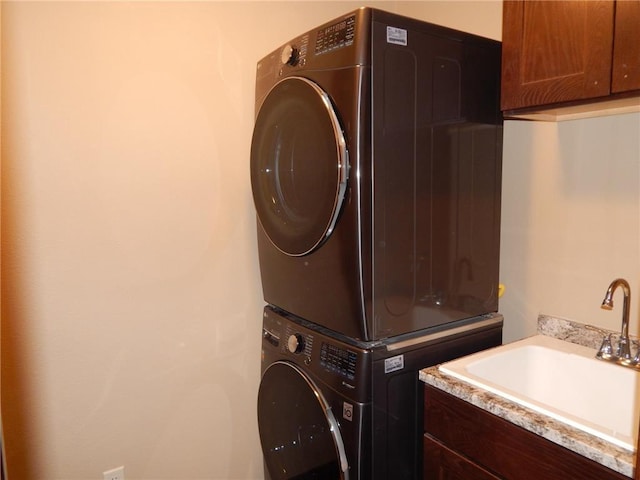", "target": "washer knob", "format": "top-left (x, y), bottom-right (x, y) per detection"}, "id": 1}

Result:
top-left (280, 44), bottom-right (299, 66)
top-left (287, 333), bottom-right (305, 354)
